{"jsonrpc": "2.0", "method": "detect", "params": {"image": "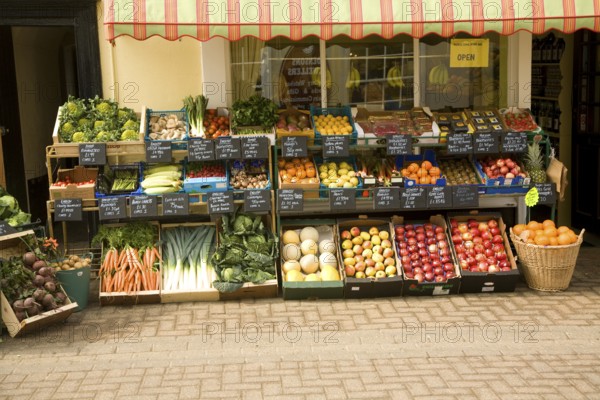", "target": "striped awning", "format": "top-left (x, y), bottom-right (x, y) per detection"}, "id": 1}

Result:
top-left (104, 0), bottom-right (600, 41)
